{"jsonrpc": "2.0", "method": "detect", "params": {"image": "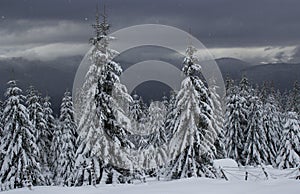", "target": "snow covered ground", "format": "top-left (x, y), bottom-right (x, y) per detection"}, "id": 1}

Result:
top-left (1, 159), bottom-right (299, 194)
top-left (1, 177), bottom-right (299, 194)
